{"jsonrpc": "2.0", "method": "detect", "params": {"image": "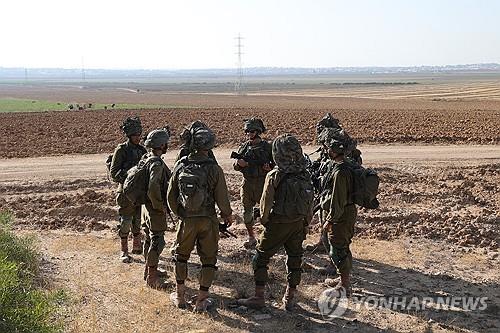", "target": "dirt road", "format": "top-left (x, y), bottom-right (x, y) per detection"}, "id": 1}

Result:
top-left (1, 145), bottom-right (499, 181)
